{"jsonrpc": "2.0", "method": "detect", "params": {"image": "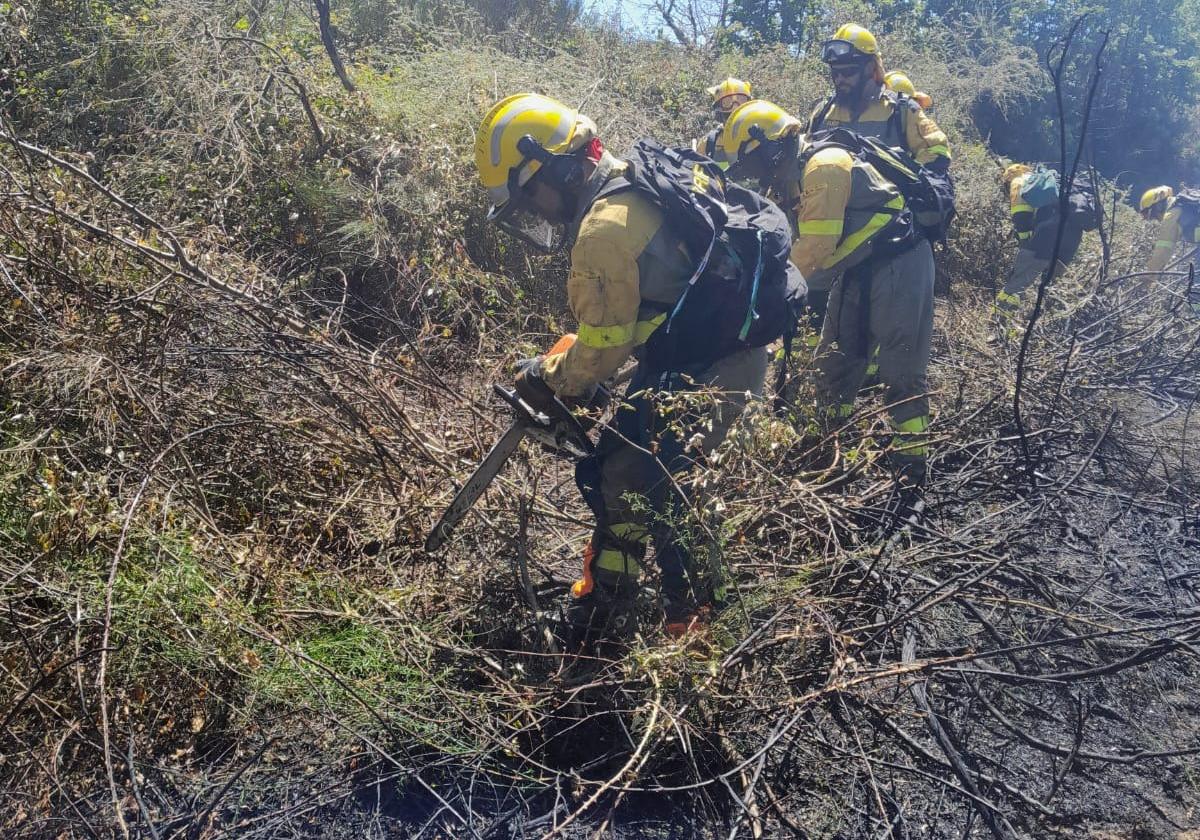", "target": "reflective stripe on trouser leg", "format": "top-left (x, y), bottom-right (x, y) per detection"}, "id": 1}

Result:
top-left (864, 345), bottom-right (880, 378)
top-left (571, 522), bottom-right (648, 598)
top-left (994, 289), bottom-right (1021, 314)
top-left (893, 414), bottom-right (930, 458)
